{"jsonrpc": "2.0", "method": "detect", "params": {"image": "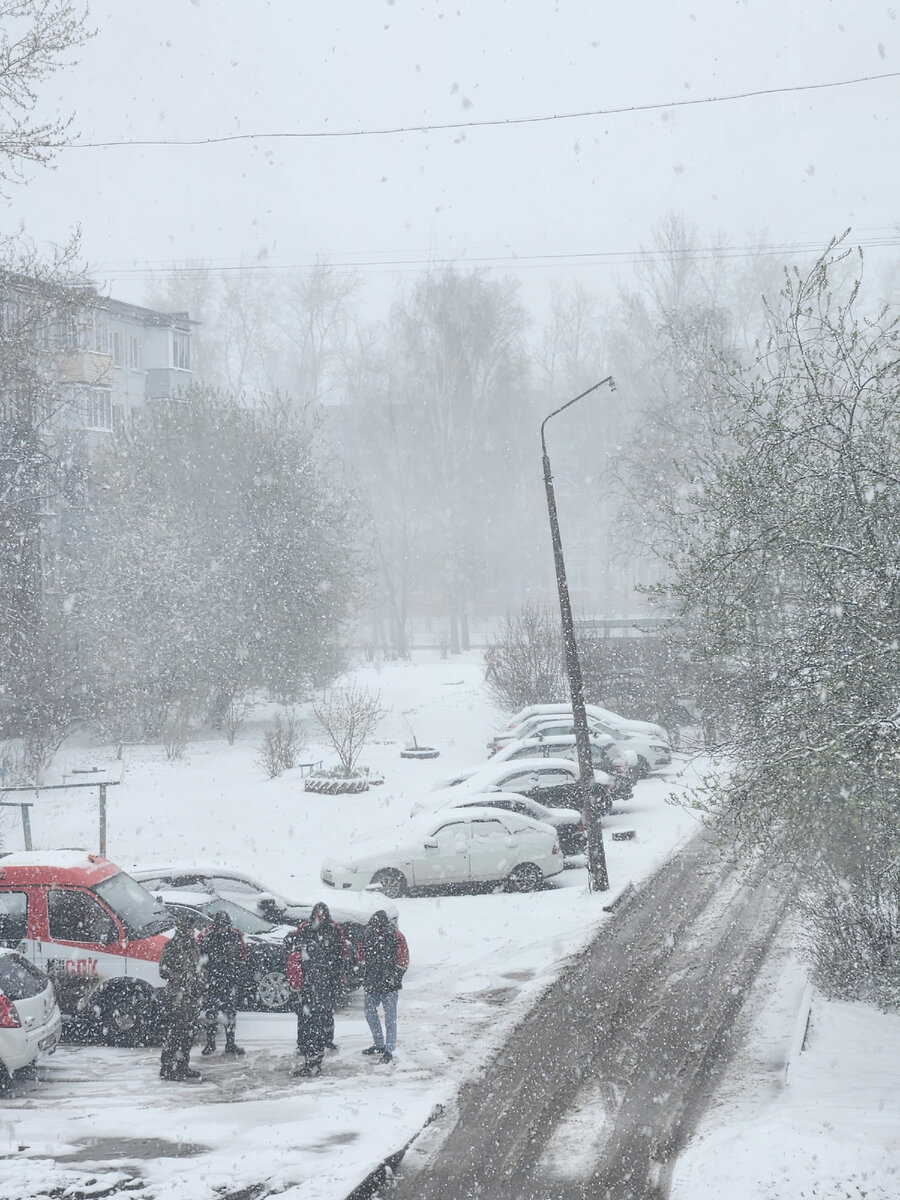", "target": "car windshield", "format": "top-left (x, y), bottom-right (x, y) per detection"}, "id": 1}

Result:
top-left (200, 898), bottom-right (276, 935)
top-left (92, 872), bottom-right (173, 938)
